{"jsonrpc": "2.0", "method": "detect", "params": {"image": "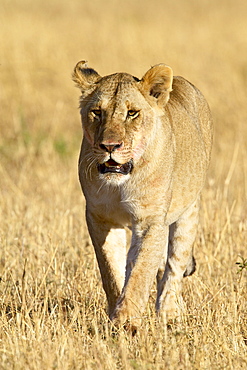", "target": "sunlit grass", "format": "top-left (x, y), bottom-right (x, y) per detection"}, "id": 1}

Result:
top-left (0, 0), bottom-right (247, 368)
